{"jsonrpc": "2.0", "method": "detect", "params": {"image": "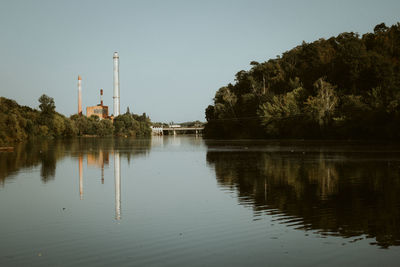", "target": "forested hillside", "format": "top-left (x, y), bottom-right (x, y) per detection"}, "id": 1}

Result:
top-left (0, 95), bottom-right (151, 145)
top-left (205, 23), bottom-right (400, 139)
